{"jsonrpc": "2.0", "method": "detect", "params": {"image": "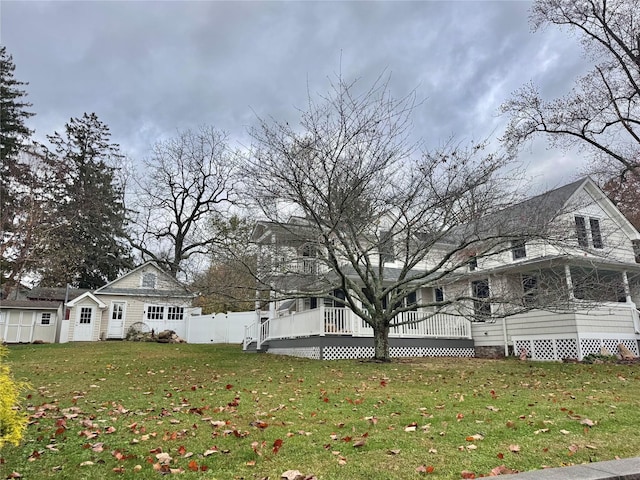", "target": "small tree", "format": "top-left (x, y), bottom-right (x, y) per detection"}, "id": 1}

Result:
top-left (130, 126), bottom-right (238, 279)
top-left (245, 75), bottom-right (541, 362)
top-left (501, 0), bottom-right (640, 181)
top-left (0, 346), bottom-right (28, 449)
